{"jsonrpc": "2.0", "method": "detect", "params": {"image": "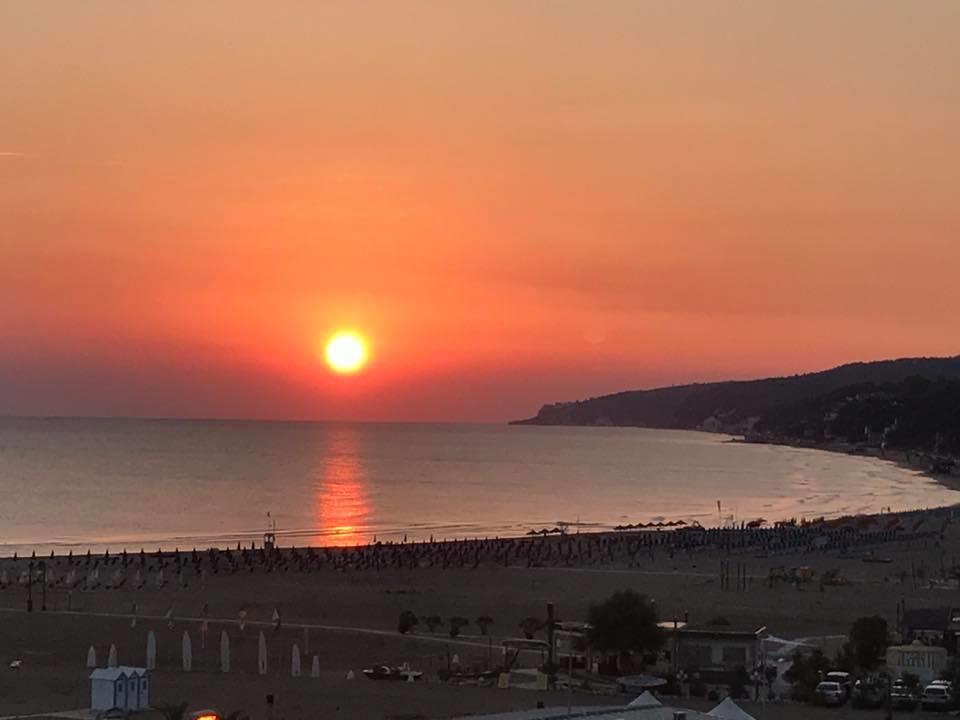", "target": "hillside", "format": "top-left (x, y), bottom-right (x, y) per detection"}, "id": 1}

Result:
top-left (511, 356), bottom-right (960, 432)
top-left (755, 376), bottom-right (960, 457)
